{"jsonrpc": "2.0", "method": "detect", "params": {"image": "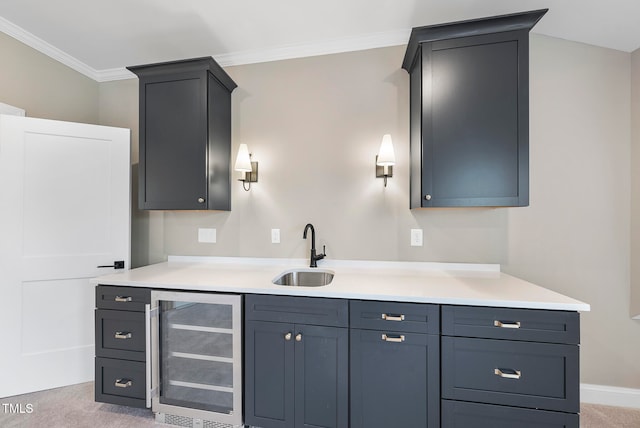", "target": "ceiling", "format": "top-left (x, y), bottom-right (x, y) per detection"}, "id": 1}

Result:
top-left (1, 0), bottom-right (640, 82)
